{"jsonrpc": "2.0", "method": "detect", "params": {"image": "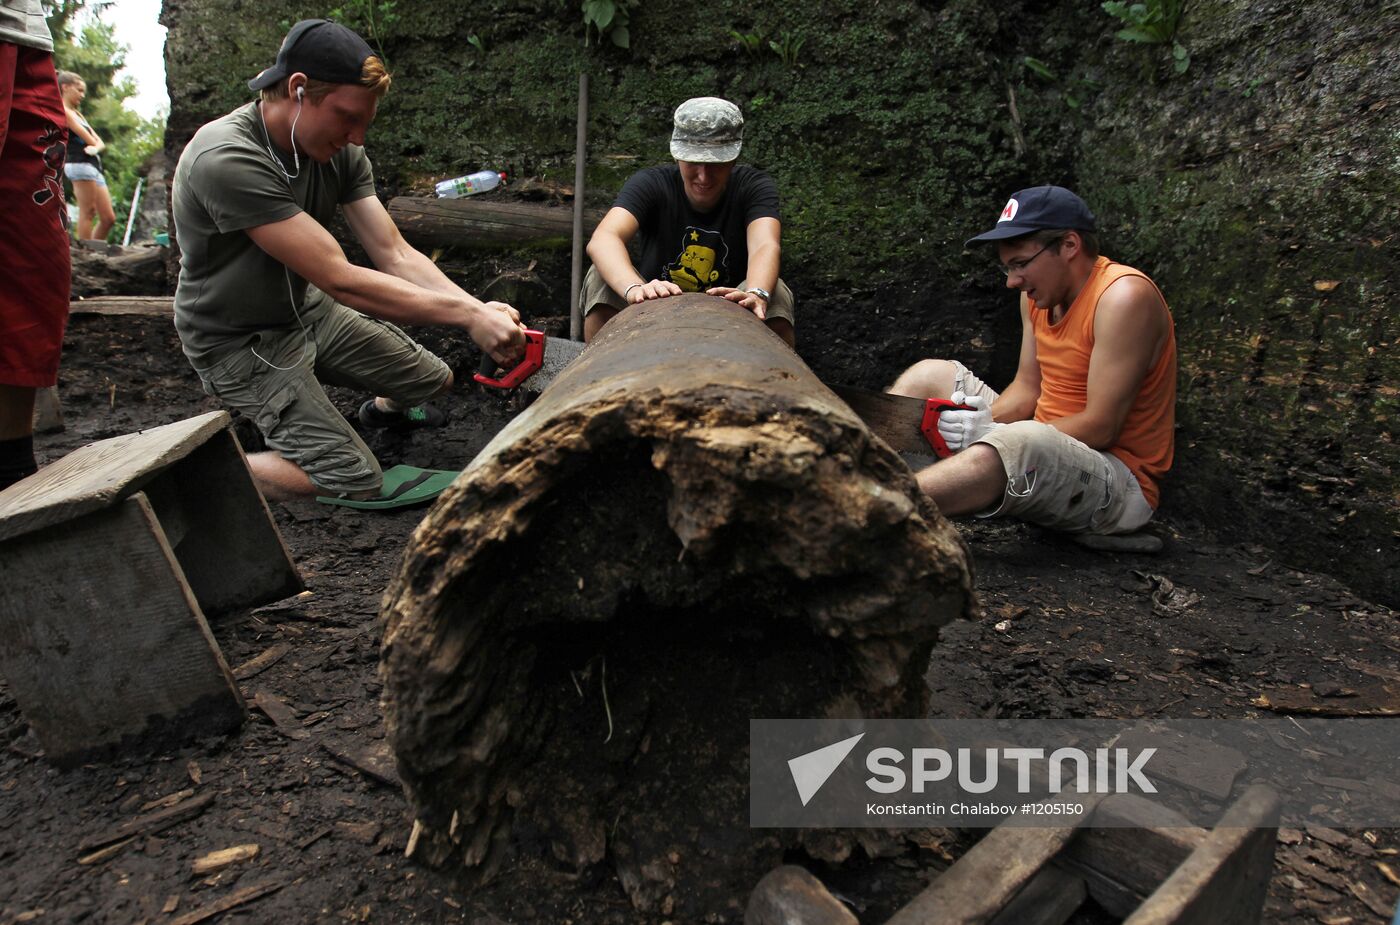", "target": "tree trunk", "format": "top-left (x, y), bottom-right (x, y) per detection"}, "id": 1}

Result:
top-left (380, 296), bottom-right (975, 913)
top-left (386, 196), bottom-right (607, 250)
